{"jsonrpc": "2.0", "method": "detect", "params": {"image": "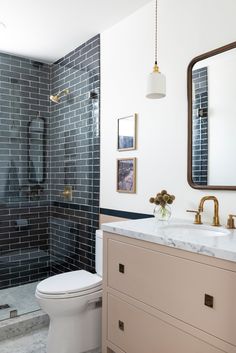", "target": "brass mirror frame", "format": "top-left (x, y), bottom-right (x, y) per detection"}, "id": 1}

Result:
top-left (187, 41), bottom-right (236, 190)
